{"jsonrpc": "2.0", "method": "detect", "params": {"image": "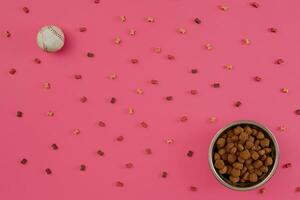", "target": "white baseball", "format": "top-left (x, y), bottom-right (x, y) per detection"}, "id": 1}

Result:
top-left (37, 25), bottom-right (65, 52)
